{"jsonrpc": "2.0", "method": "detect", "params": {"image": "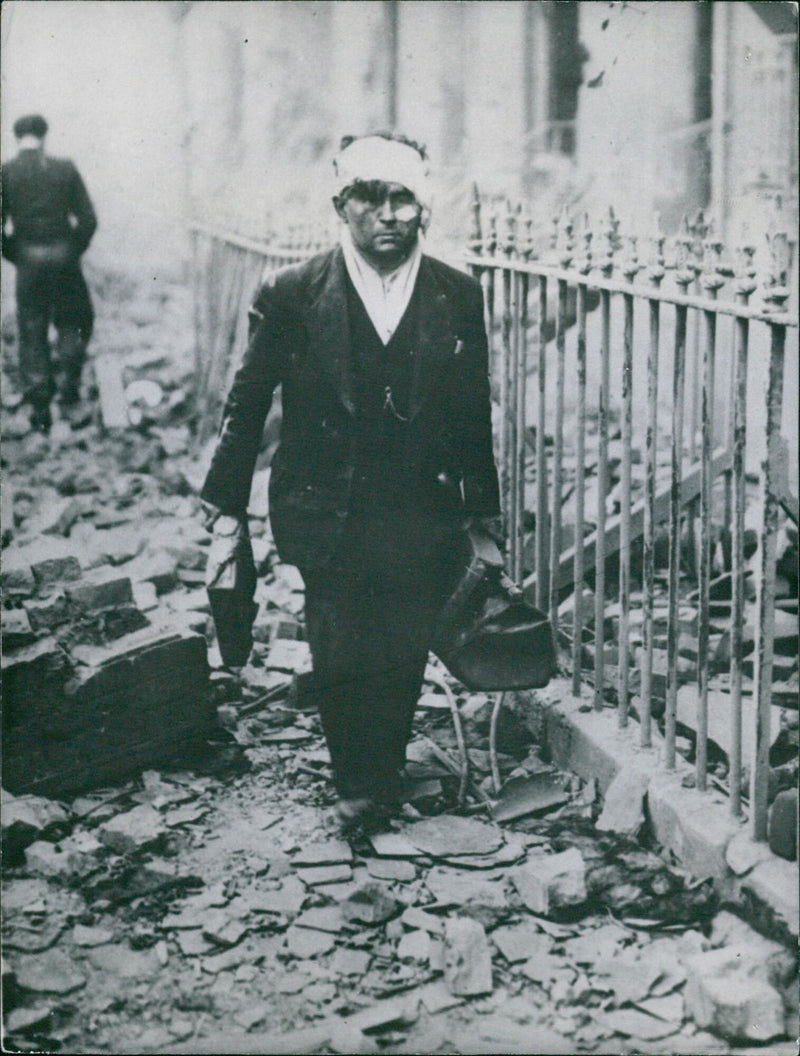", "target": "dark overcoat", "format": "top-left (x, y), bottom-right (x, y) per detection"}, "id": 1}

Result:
top-left (201, 246), bottom-right (500, 570)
